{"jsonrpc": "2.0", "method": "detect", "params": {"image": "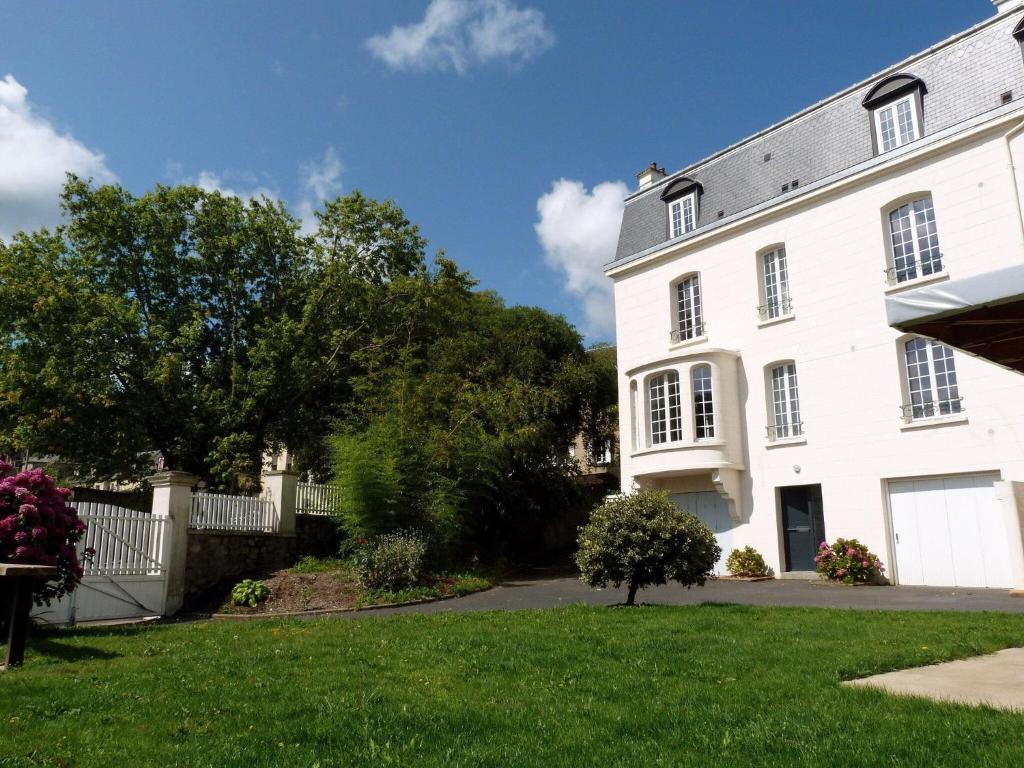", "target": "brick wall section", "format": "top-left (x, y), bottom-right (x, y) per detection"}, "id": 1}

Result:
top-left (616, 12), bottom-right (1024, 260)
top-left (182, 515), bottom-right (341, 607)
